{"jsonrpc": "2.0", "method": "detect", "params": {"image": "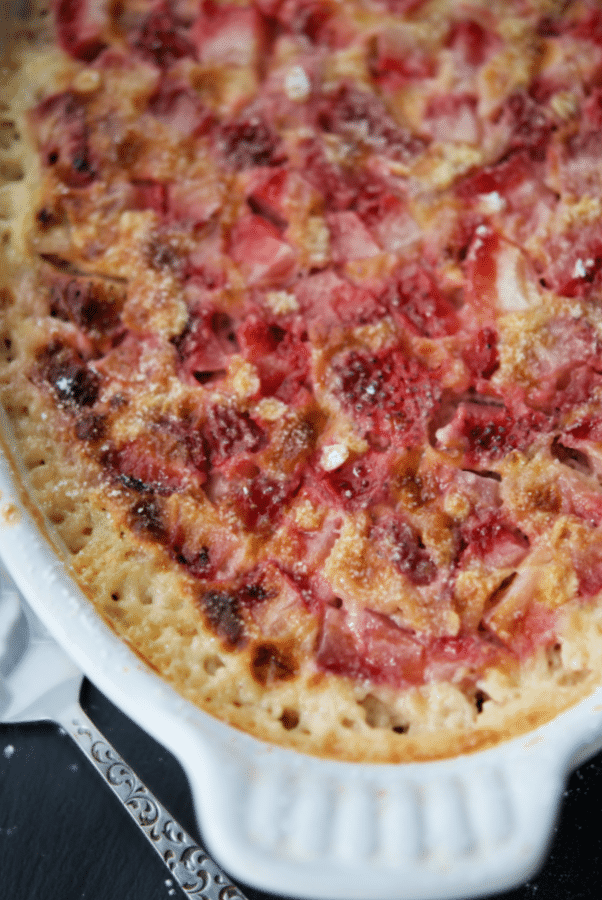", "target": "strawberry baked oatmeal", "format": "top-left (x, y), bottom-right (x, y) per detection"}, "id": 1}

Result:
top-left (2, 0), bottom-right (602, 761)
